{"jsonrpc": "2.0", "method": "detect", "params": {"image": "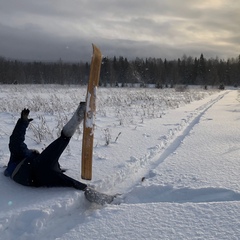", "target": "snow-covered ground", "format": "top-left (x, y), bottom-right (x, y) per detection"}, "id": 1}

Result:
top-left (1, 85), bottom-right (240, 239)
